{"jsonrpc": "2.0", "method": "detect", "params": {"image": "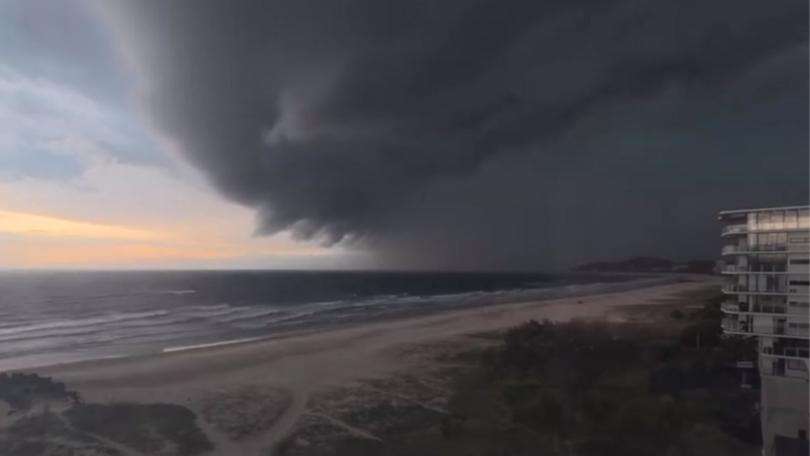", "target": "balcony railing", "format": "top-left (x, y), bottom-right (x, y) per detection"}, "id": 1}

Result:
top-left (722, 284), bottom-right (749, 293)
top-left (721, 265), bottom-right (788, 274)
top-left (720, 301), bottom-right (739, 312)
top-left (721, 317), bottom-right (749, 333)
top-left (748, 245), bottom-right (789, 252)
top-left (721, 245), bottom-right (741, 255)
top-left (722, 224), bottom-right (748, 236)
top-left (762, 345), bottom-right (810, 359)
top-left (722, 316), bottom-right (810, 339)
top-left (721, 300), bottom-right (809, 316)
top-left (722, 284), bottom-right (794, 294)
top-left (720, 244), bottom-right (806, 254)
